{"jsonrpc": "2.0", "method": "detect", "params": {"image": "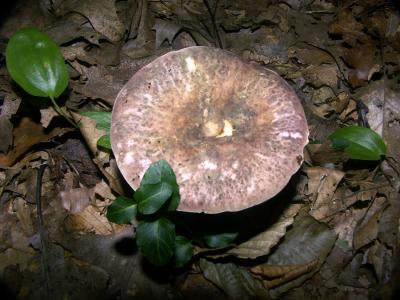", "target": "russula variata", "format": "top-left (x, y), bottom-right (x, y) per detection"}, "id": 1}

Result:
top-left (111, 46), bottom-right (308, 213)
